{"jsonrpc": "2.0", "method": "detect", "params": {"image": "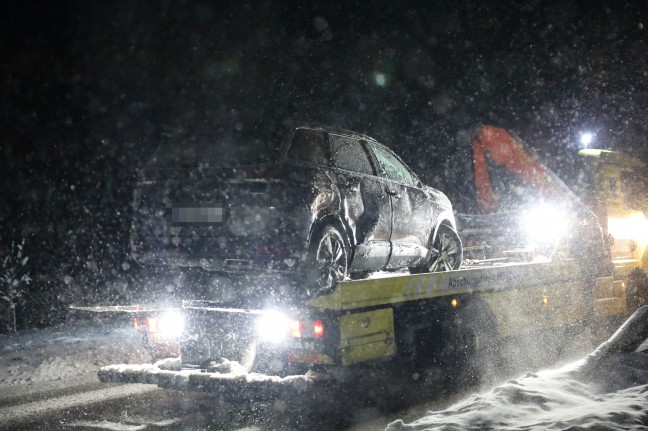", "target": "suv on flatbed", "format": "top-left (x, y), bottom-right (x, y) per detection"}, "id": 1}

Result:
top-left (131, 124), bottom-right (462, 295)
